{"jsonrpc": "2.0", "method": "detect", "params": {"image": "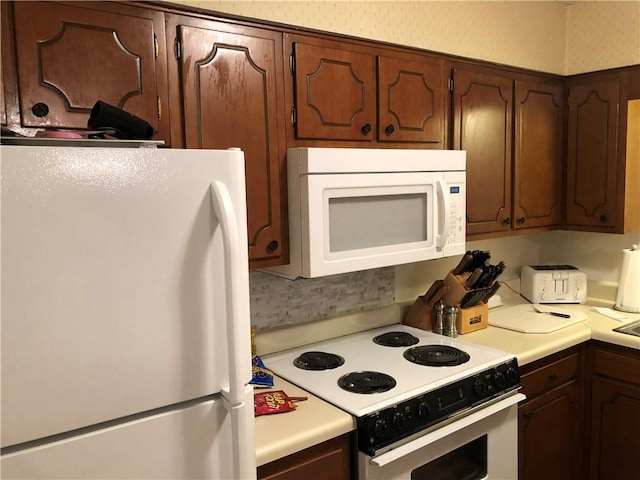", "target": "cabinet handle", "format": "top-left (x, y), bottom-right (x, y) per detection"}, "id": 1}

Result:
top-left (517, 217), bottom-right (526, 225)
top-left (524, 412), bottom-right (533, 419)
top-left (599, 214), bottom-right (608, 223)
top-left (502, 217), bottom-right (511, 225)
top-left (384, 124), bottom-right (395, 136)
top-left (361, 123), bottom-right (372, 135)
top-left (549, 373), bottom-right (558, 381)
top-left (32, 102), bottom-right (49, 118)
top-left (267, 240), bottom-right (279, 253)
